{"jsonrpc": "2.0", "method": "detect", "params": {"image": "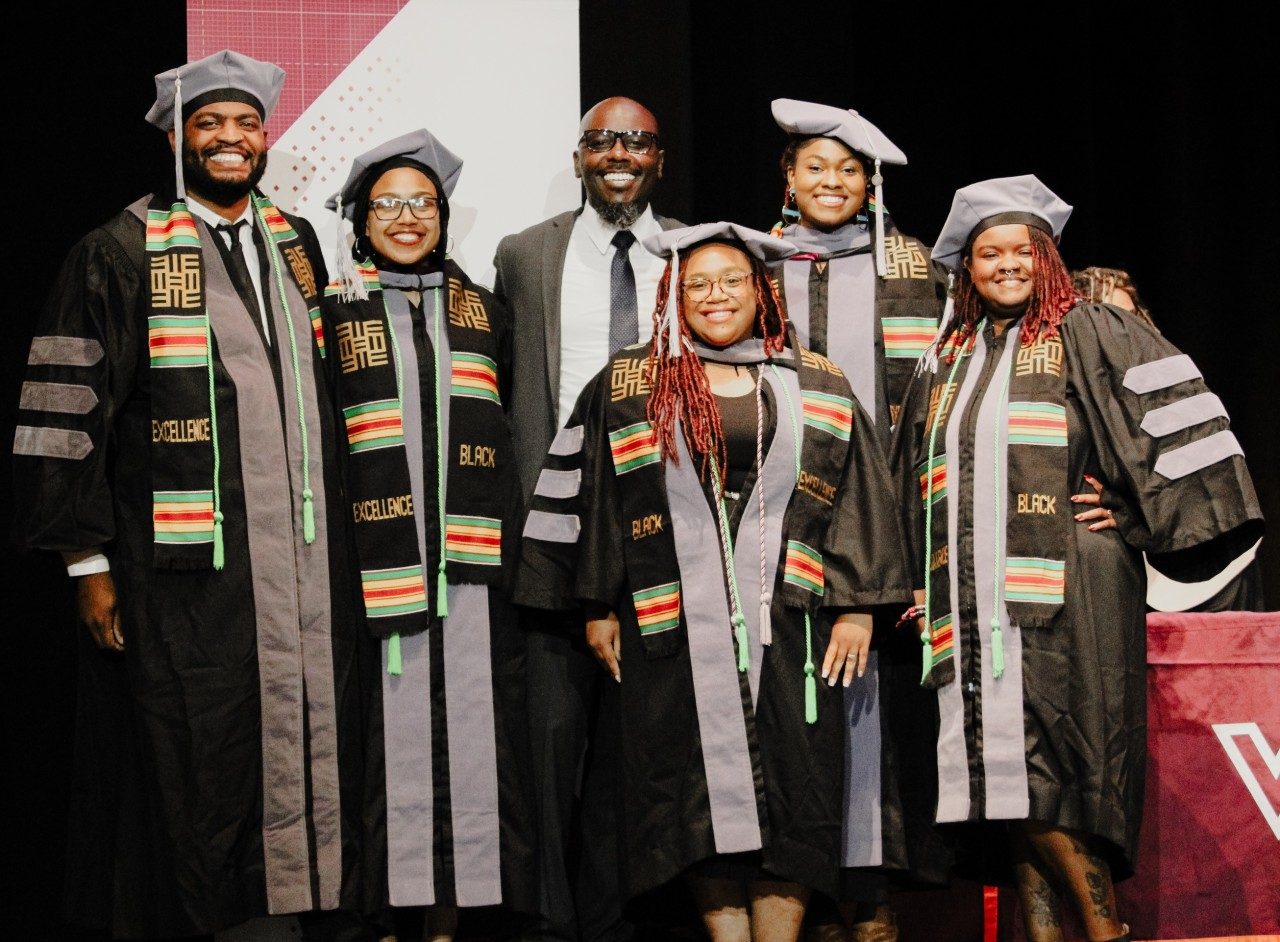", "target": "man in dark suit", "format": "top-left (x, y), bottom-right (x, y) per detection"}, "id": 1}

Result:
top-left (493, 97), bottom-right (682, 941)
